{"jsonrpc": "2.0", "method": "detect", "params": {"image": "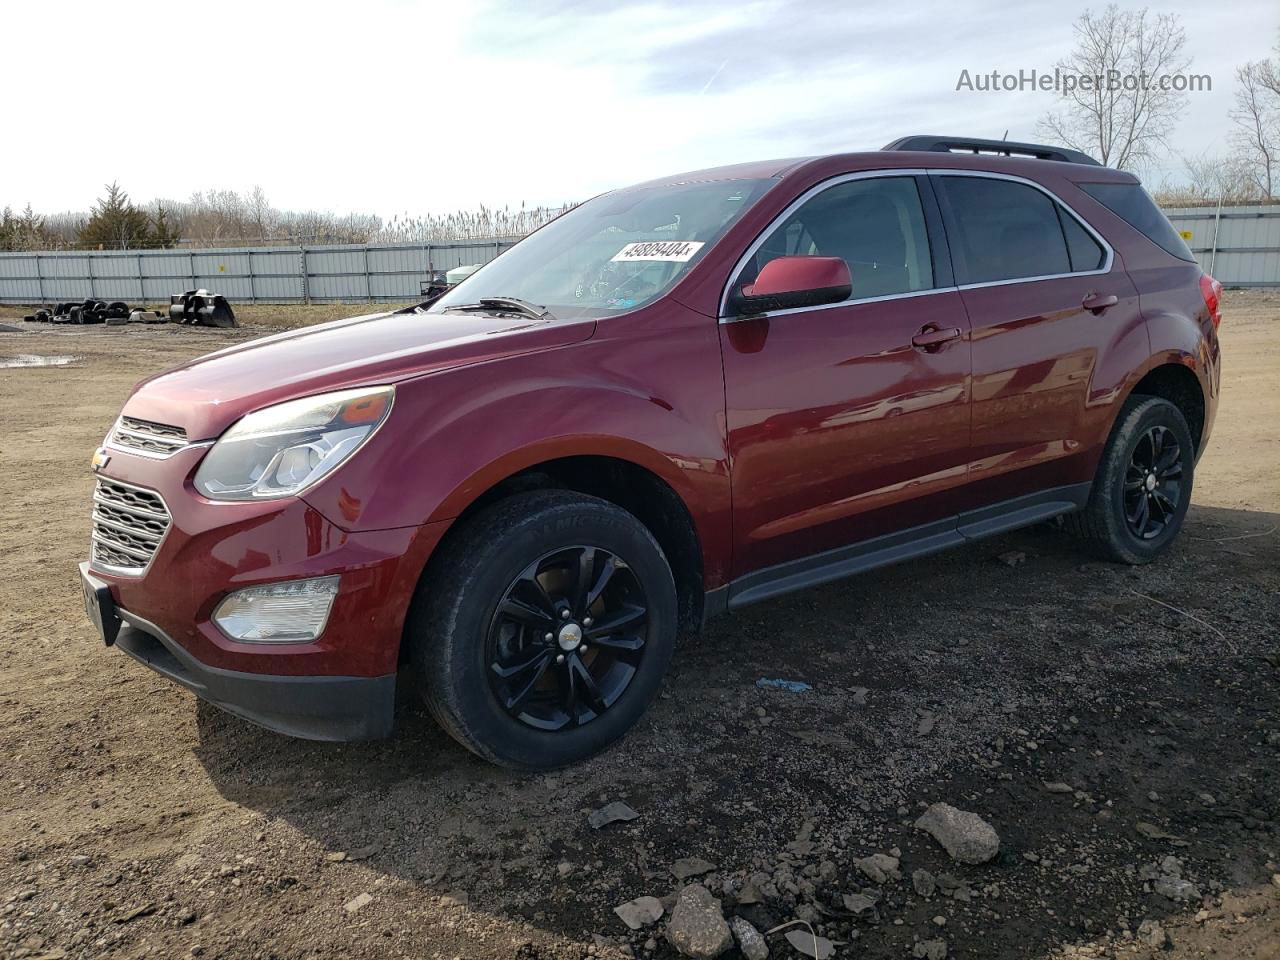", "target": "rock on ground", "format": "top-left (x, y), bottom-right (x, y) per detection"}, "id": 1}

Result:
top-left (671, 857), bottom-right (717, 880)
top-left (614, 895), bottom-right (664, 931)
top-left (1154, 877), bottom-right (1201, 902)
top-left (730, 916), bottom-right (769, 960)
top-left (913, 939), bottom-right (948, 960)
top-left (855, 852), bottom-right (902, 884)
top-left (589, 801), bottom-right (640, 829)
top-left (343, 893), bottom-right (373, 914)
top-left (915, 802), bottom-right (1001, 864)
top-left (666, 884), bottom-right (734, 959)
top-left (784, 928), bottom-right (835, 959)
top-left (913, 868), bottom-right (937, 897)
